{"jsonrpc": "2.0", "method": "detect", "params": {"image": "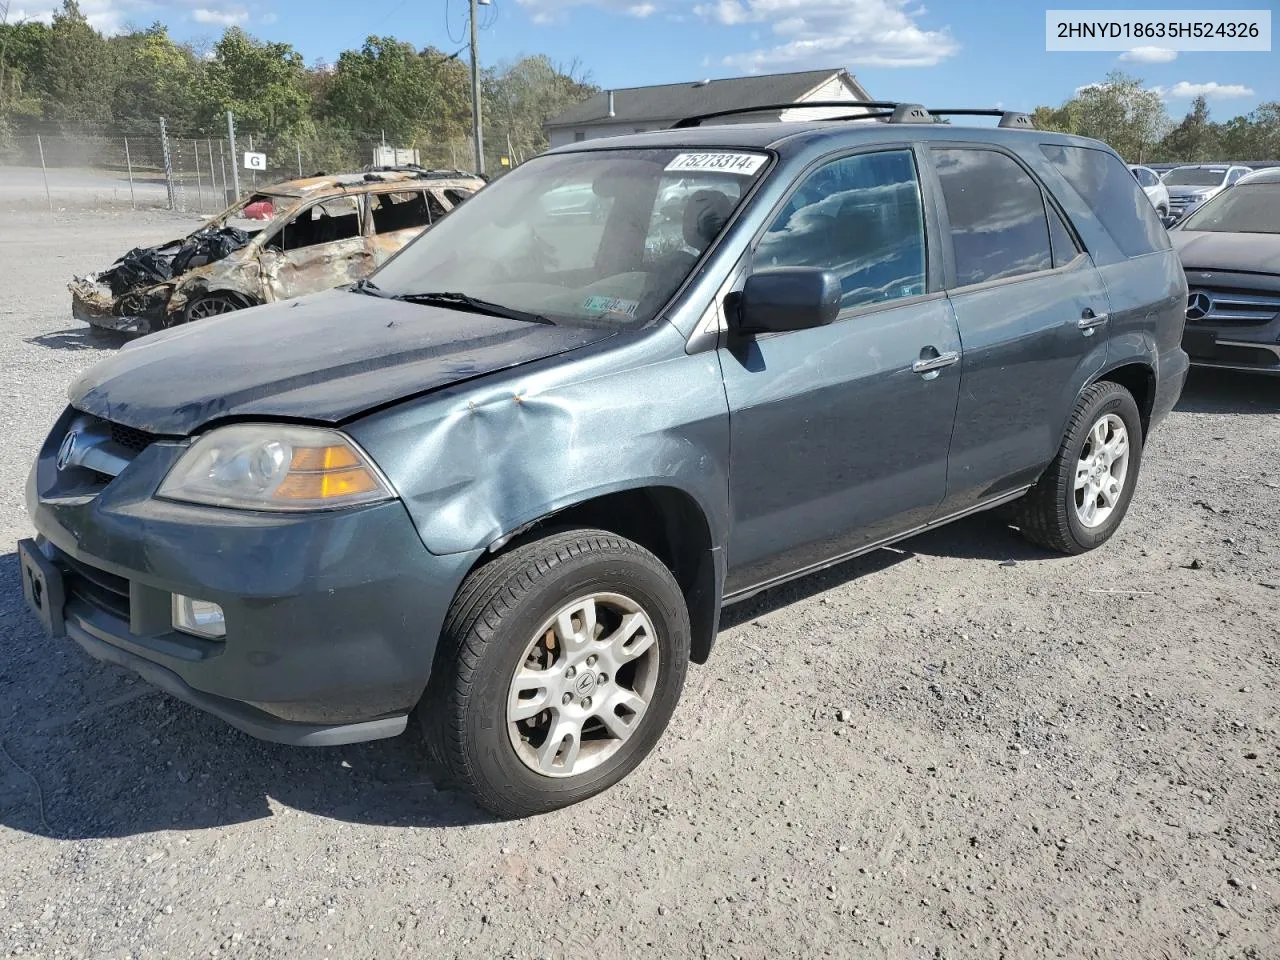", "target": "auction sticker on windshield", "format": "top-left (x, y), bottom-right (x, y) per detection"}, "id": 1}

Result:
top-left (665, 153), bottom-right (767, 175)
